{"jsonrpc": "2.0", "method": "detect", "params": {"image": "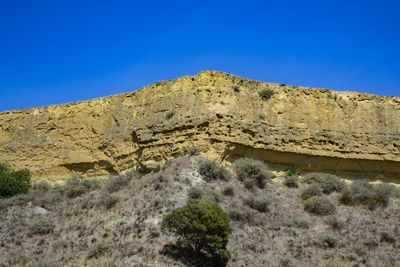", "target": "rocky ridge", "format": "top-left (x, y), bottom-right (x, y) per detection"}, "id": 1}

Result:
top-left (0, 71), bottom-right (399, 180)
